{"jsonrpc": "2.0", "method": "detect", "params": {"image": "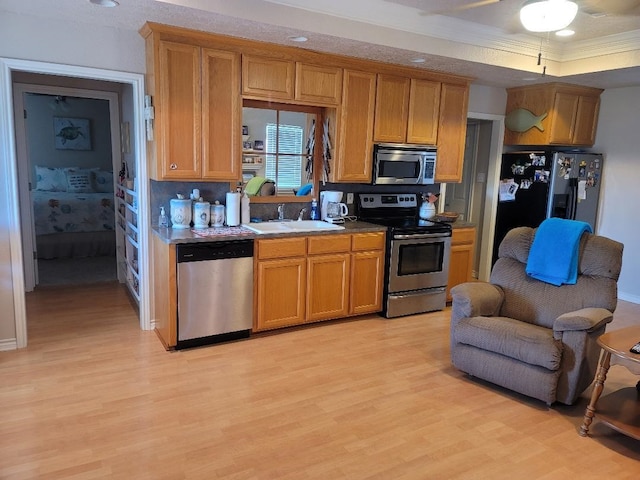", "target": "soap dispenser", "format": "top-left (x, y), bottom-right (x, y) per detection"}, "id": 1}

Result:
top-left (159, 206), bottom-right (169, 227)
top-left (310, 198), bottom-right (319, 220)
